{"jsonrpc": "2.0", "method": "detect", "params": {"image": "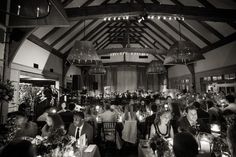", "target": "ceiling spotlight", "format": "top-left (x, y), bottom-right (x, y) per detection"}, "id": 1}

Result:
top-left (118, 17), bottom-right (121, 20)
top-left (113, 17), bottom-right (116, 20)
top-left (126, 16), bottom-right (129, 20)
top-left (157, 16), bottom-right (161, 20)
top-left (151, 16), bottom-right (154, 19)
top-left (103, 17), bottom-right (107, 21)
top-left (169, 17), bottom-right (172, 20)
top-left (147, 15), bottom-right (151, 19)
top-left (163, 16), bottom-right (166, 20)
top-left (173, 17), bottom-right (177, 20)
top-left (182, 17), bottom-right (185, 21)
top-left (108, 17), bottom-right (111, 21)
